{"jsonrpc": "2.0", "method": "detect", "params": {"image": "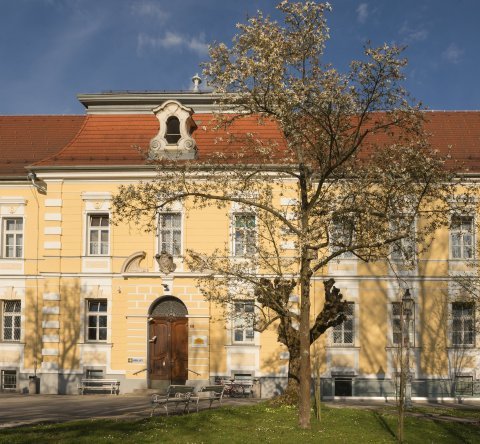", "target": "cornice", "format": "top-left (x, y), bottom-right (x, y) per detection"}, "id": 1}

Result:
top-left (77, 91), bottom-right (222, 115)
